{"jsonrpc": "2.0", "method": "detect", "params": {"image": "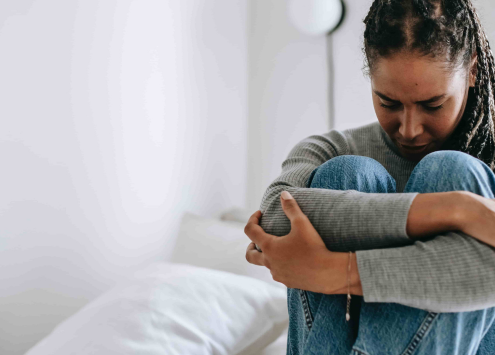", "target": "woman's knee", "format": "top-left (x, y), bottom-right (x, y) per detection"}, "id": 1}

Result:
top-left (404, 150), bottom-right (495, 198)
top-left (306, 155), bottom-right (396, 193)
